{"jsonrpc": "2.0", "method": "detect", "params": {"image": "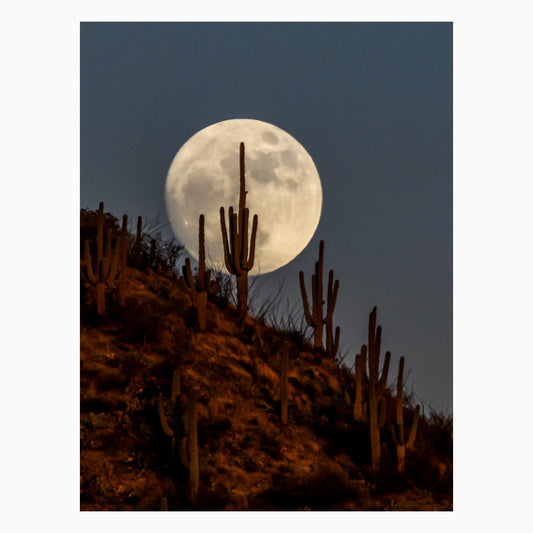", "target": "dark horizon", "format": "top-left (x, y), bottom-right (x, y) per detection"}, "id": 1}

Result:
top-left (80, 22), bottom-right (452, 412)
